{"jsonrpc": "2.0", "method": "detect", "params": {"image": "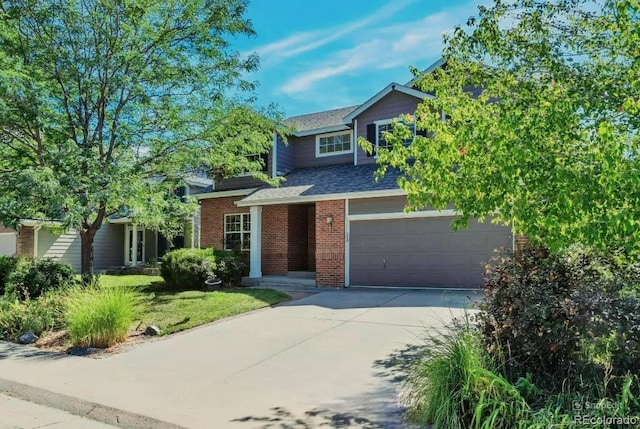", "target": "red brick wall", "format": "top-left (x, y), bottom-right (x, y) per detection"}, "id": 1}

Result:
top-left (307, 205), bottom-right (316, 271)
top-left (200, 196), bottom-right (248, 251)
top-left (315, 200), bottom-right (345, 287)
top-left (262, 205), bottom-right (288, 275)
top-left (287, 205), bottom-right (309, 271)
